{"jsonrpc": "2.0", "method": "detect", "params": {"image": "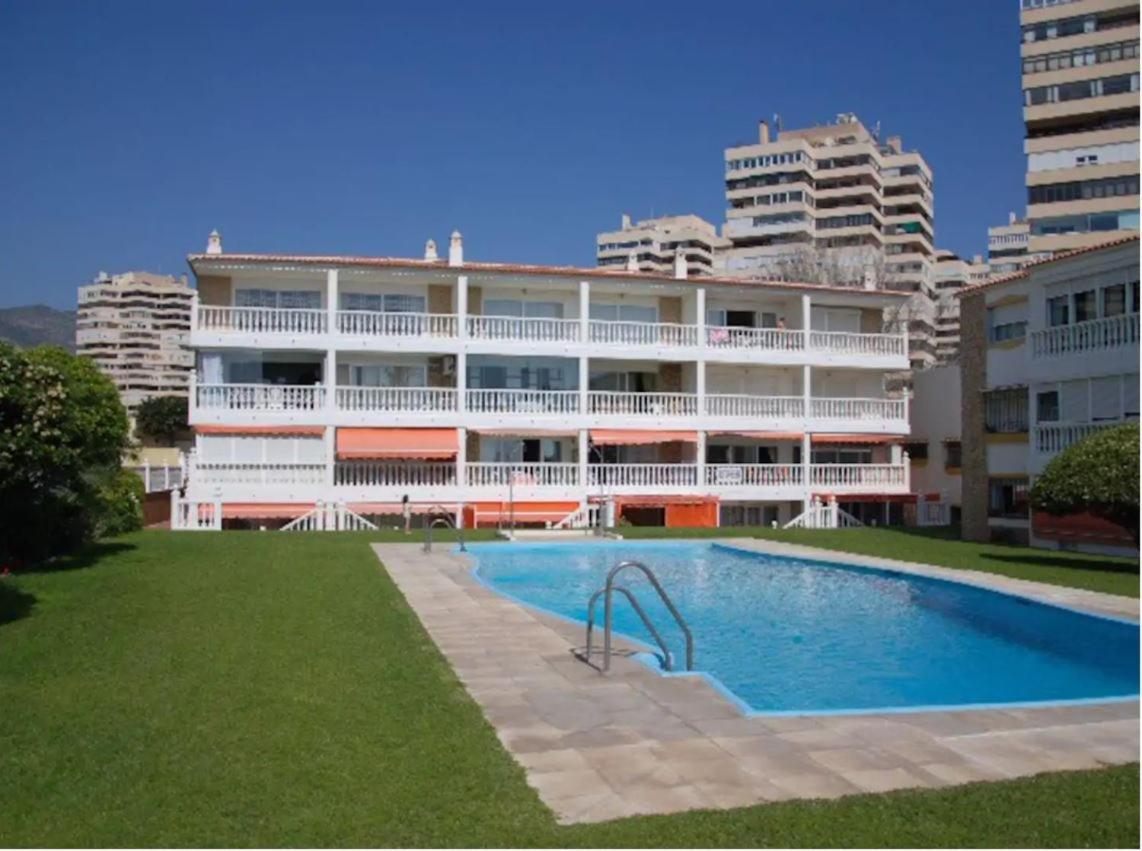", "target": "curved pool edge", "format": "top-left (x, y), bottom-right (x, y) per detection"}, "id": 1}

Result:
top-left (463, 542), bottom-right (1140, 718)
